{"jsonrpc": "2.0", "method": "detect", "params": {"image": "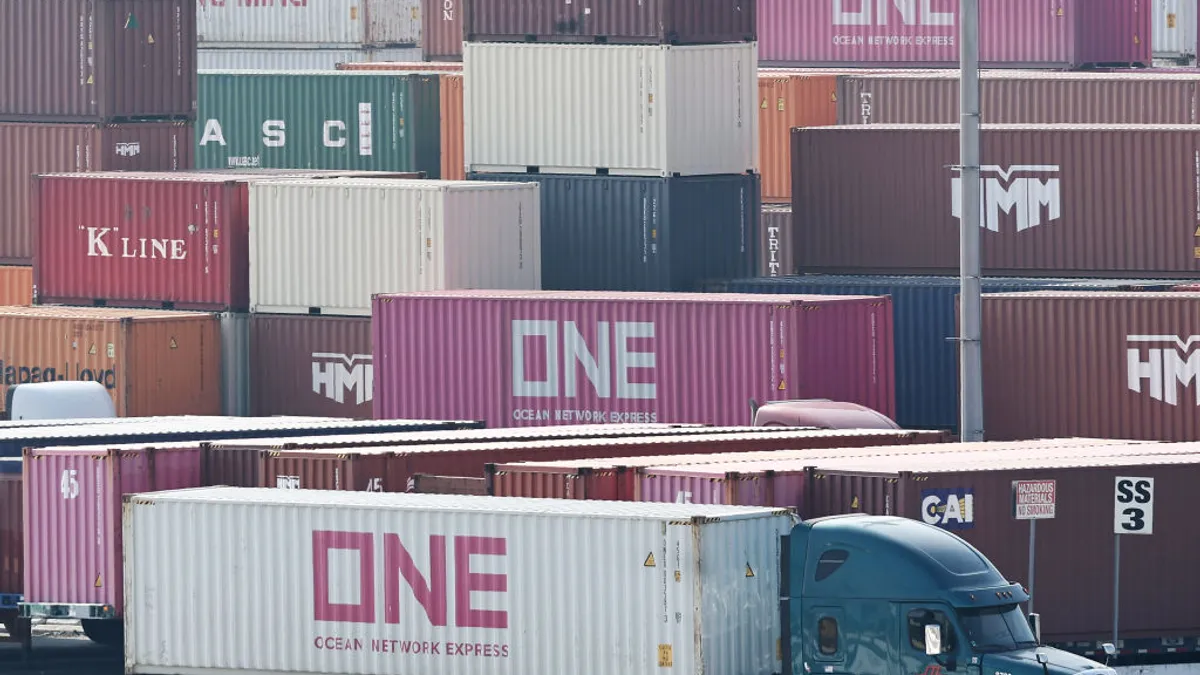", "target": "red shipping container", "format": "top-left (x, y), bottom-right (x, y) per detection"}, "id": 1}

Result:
top-left (759, 0), bottom-right (1151, 68)
top-left (250, 314), bottom-right (373, 419)
top-left (373, 290), bottom-right (896, 426)
top-left (0, 0), bottom-right (197, 122)
top-left (463, 0), bottom-right (755, 45)
top-left (792, 124), bottom-right (1200, 278)
top-left (34, 171), bottom-right (420, 311)
top-left (22, 442), bottom-right (204, 620)
top-left (0, 458), bottom-right (20, 635)
top-left (422, 0), bottom-right (464, 61)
